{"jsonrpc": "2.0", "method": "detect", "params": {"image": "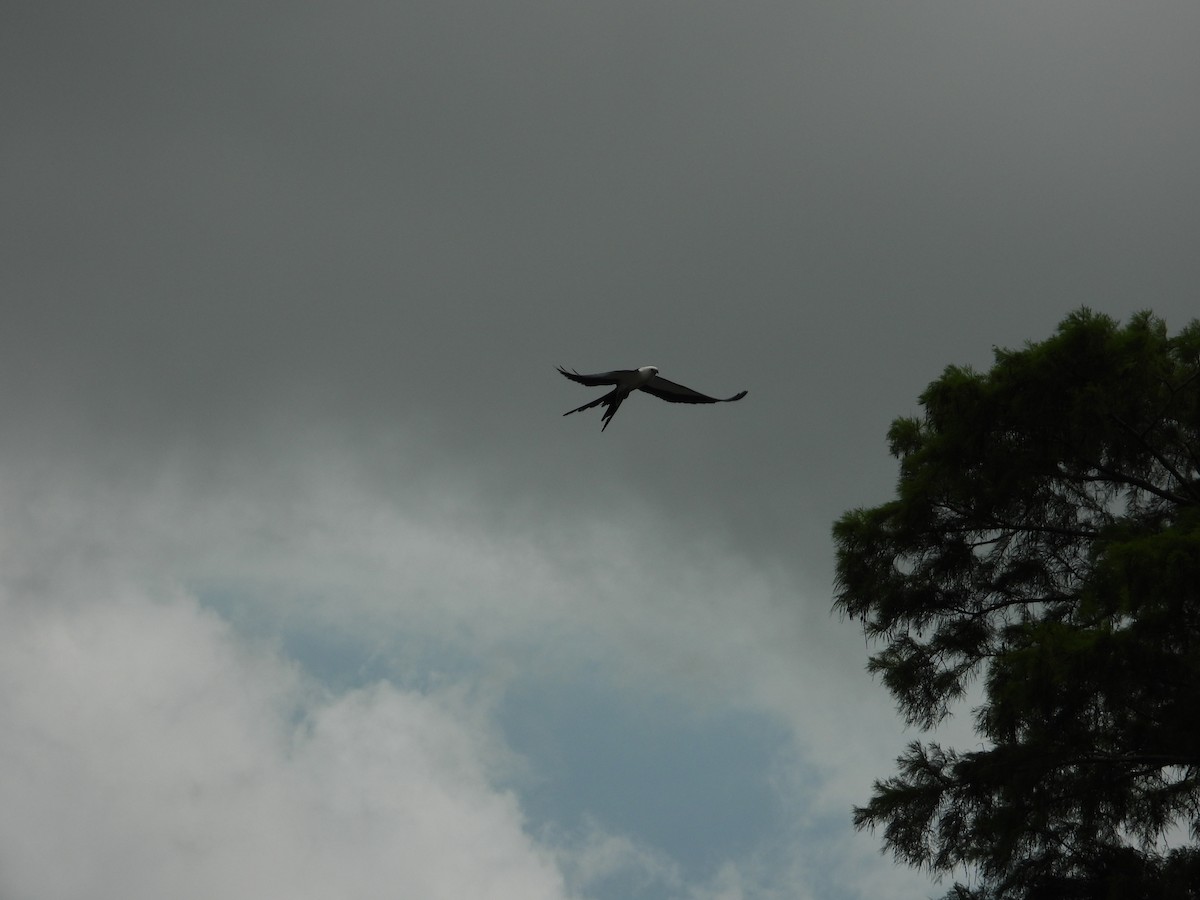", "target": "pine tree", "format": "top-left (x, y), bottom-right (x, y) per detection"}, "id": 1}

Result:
top-left (834, 310), bottom-right (1200, 899)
